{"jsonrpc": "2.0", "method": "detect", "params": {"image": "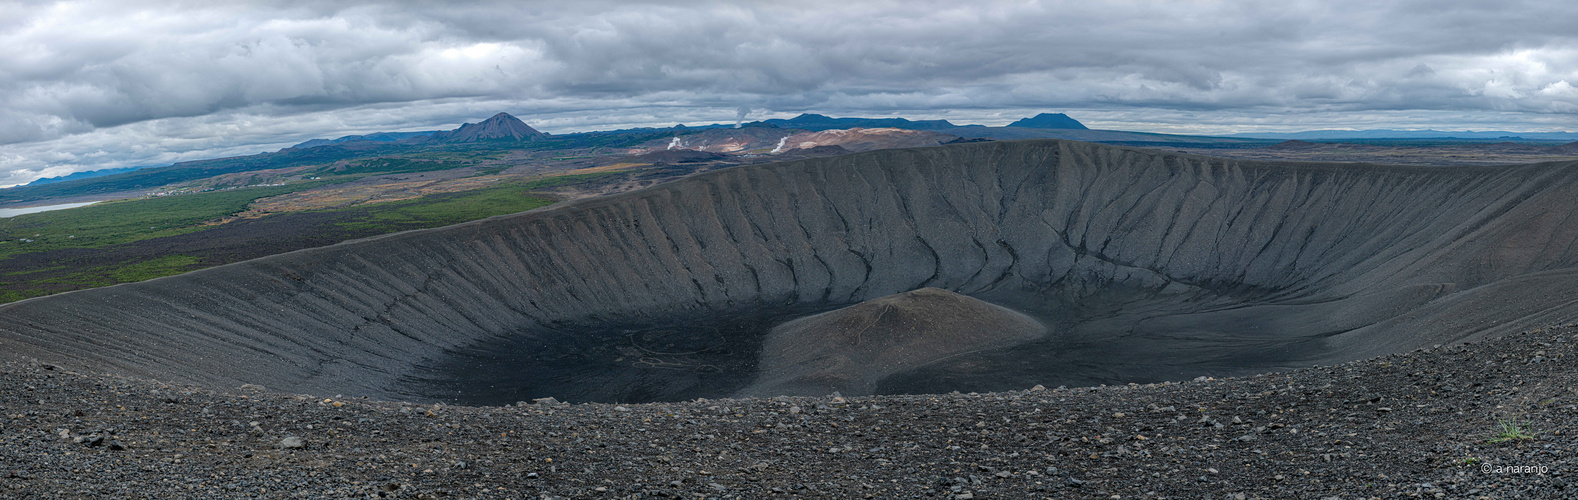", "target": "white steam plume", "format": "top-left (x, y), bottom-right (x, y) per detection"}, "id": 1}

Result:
top-left (734, 106), bottom-right (751, 128)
